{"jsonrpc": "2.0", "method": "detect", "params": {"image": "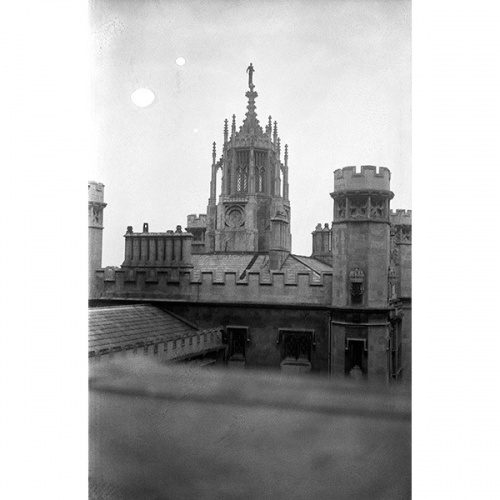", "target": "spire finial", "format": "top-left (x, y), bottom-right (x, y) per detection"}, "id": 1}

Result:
top-left (212, 142), bottom-right (216, 164)
top-left (224, 119), bottom-right (228, 142)
top-left (231, 114), bottom-right (236, 135)
top-left (246, 62), bottom-right (255, 88)
top-left (284, 144), bottom-right (288, 166)
top-left (273, 121), bottom-right (278, 143)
